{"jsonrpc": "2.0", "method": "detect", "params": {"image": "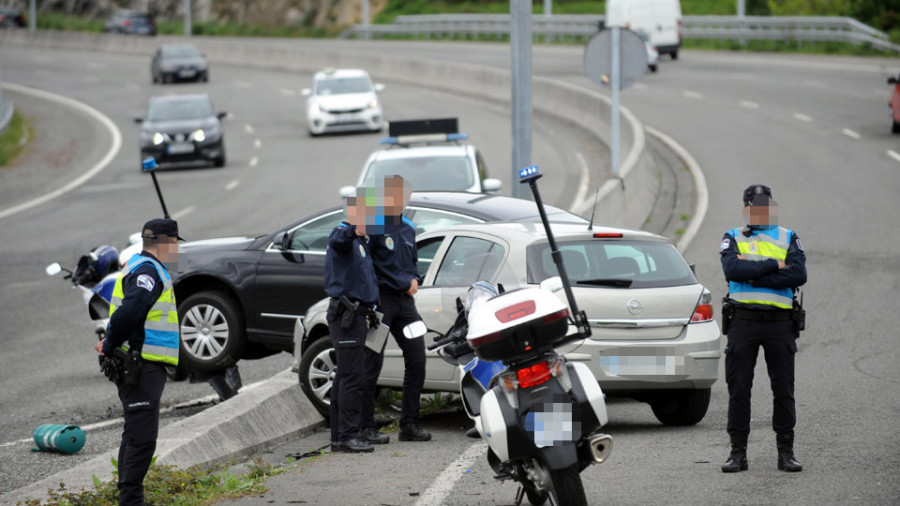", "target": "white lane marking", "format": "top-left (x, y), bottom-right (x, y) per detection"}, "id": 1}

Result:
top-left (249, 157), bottom-right (259, 167)
top-left (254, 139), bottom-right (262, 149)
top-left (568, 151), bottom-right (592, 214)
top-left (244, 124), bottom-right (254, 134)
top-left (842, 128), bottom-right (860, 139)
top-left (235, 81), bottom-right (252, 88)
top-left (888, 150), bottom-right (900, 163)
top-left (740, 100), bottom-right (759, 109)
top-left (172, 206), bottom-right (196, 219)
top-left (226, 179), bottom-right (240, 191)
top-left (684, 91), bottom-right (703, 99)
top-left (280, 88), bottom-right (297, 97)
top-left (414, 441), bottom-right (488, 506)
top-left (794, 113), bottom-right (813, 122)
top-left (0, 84), bottom-right (122, 221)
top-left (646, 126), bottom-right (709, 254)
